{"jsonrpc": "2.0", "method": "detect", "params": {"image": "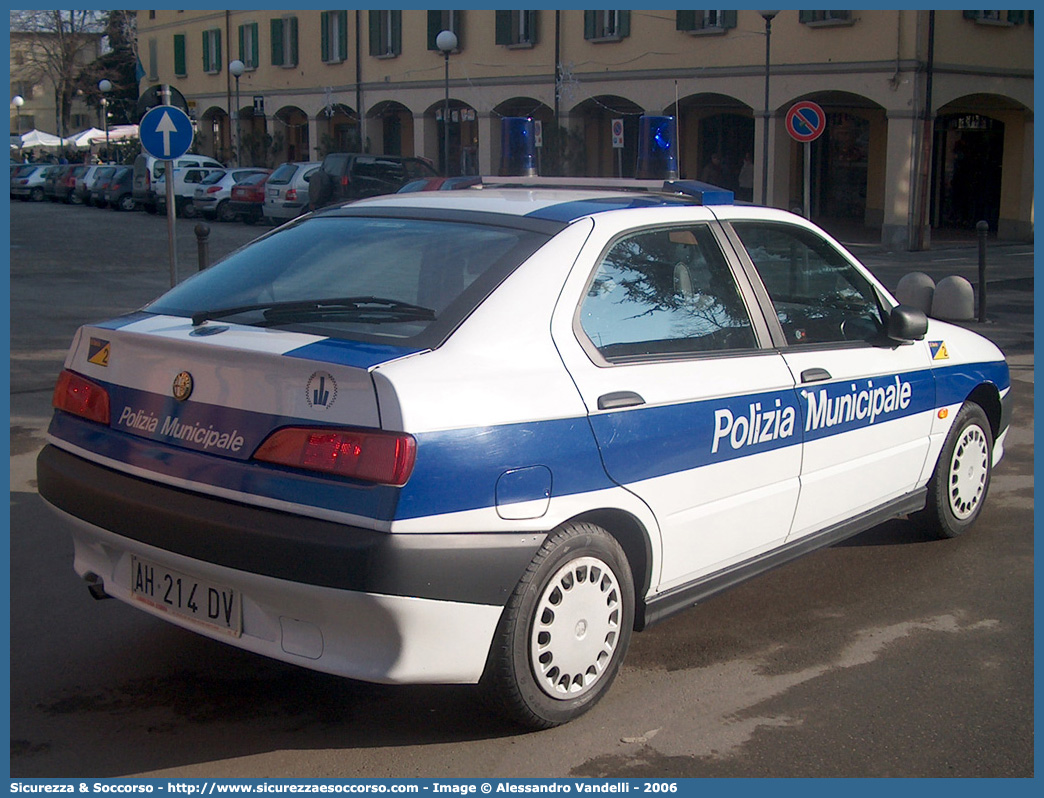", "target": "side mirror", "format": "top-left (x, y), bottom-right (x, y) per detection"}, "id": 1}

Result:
top-left (887, 304), bottom-right (928, 343)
